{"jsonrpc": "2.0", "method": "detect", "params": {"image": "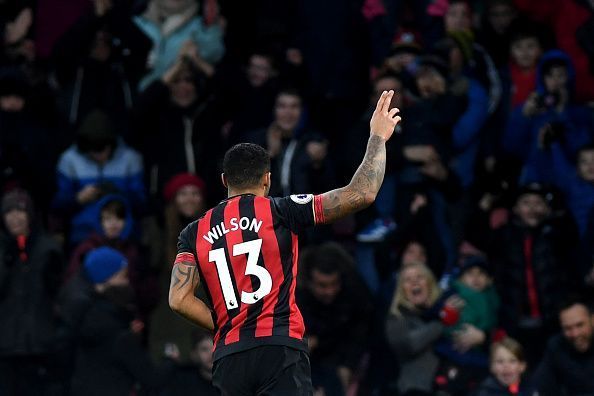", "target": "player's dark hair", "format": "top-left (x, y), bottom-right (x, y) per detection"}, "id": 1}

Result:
top-left (101, 199), bottom-right (127, 220)
top-left (223, 143), bottom-right (271, 190)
